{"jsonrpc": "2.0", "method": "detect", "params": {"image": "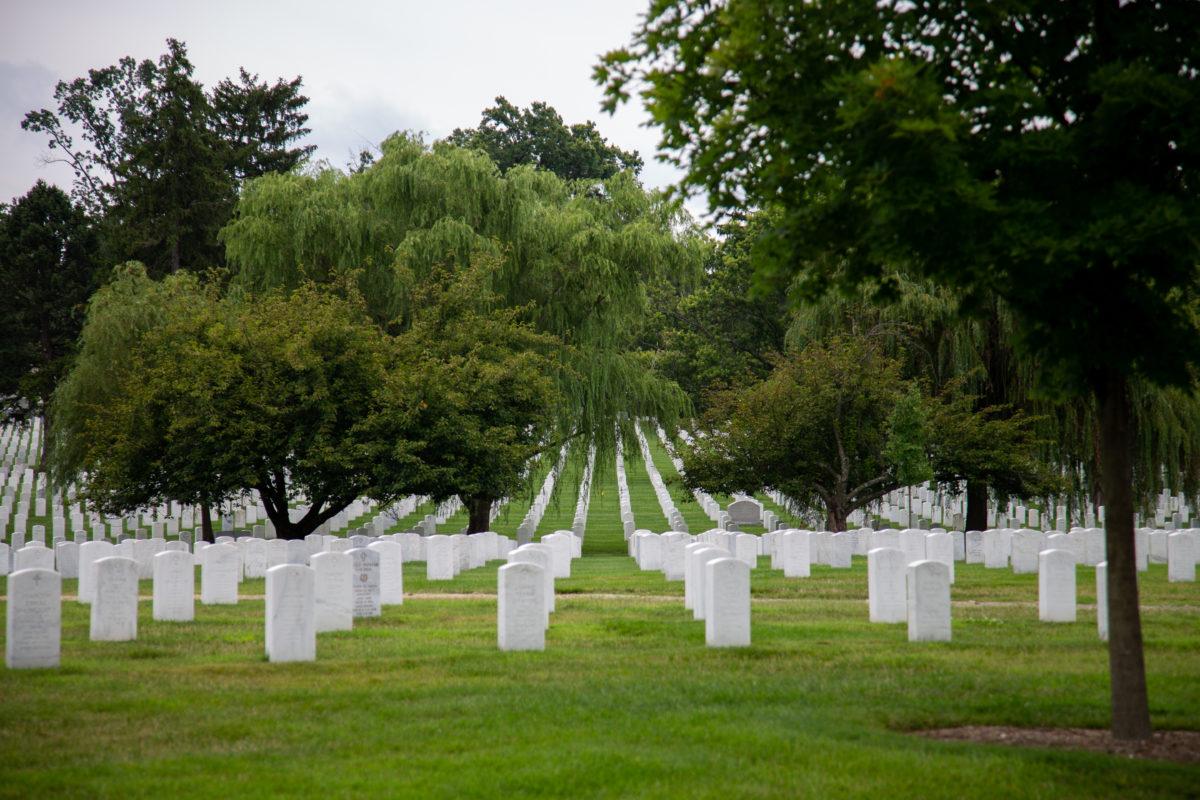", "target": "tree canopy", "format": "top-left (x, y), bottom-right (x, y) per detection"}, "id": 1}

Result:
top-left (444, 96), bottom-right (643, 180)
top-left (51, 264), bottom-right (450, 539)
top-left (23, 38), bottom-right (313, 274)
top-left (0, 181), bottom-right (99, 465)
top-left (599, 0), bottom-right (1200, 740)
